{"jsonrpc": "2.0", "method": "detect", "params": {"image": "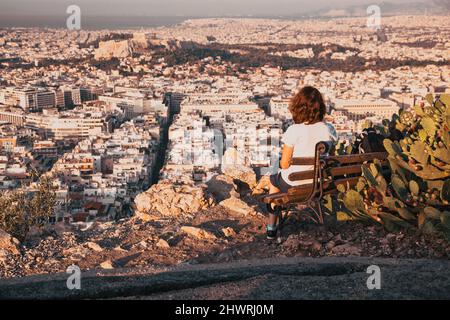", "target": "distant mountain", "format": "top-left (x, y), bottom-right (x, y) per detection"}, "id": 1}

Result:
top-left (314, 1), bottom-right (450, 18)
